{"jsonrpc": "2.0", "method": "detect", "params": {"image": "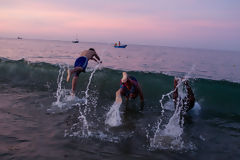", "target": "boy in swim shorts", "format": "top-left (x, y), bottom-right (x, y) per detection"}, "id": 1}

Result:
top-left (67, 48), bottom-right (102, 95)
